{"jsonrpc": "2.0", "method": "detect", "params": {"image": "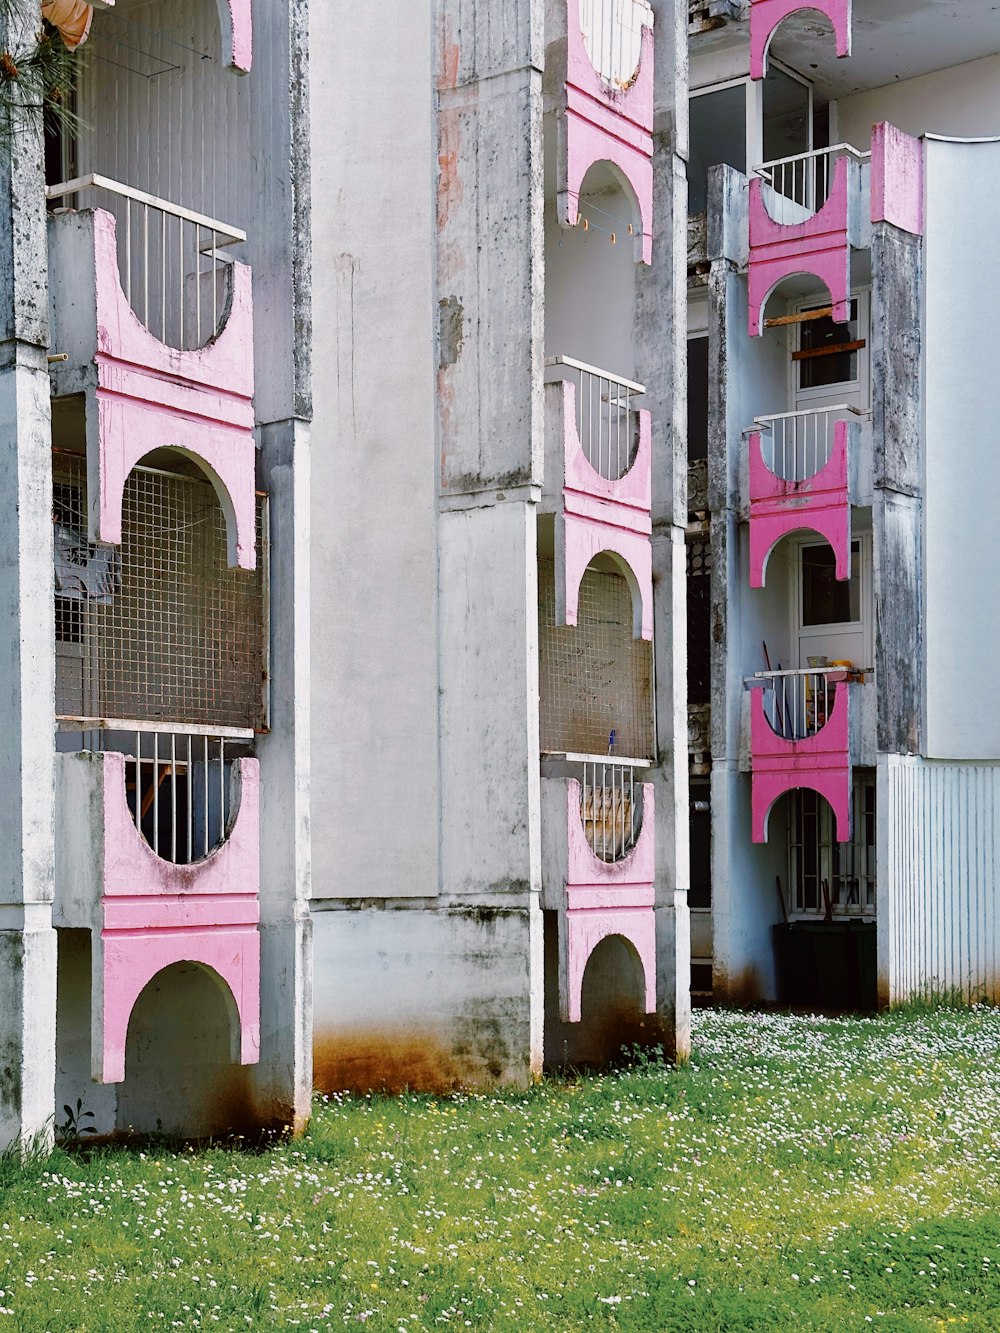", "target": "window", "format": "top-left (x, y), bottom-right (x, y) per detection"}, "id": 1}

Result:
top-left (797, 299), bottom-right (860, 391)
top-left (789, 777), bottom-right (876, 915)
top-left (688, 83), bottom-right (747, 215)
top-left (801, 540), bottom-right (861, 627)
top-left (687, 335), bottom-right (709, 462)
